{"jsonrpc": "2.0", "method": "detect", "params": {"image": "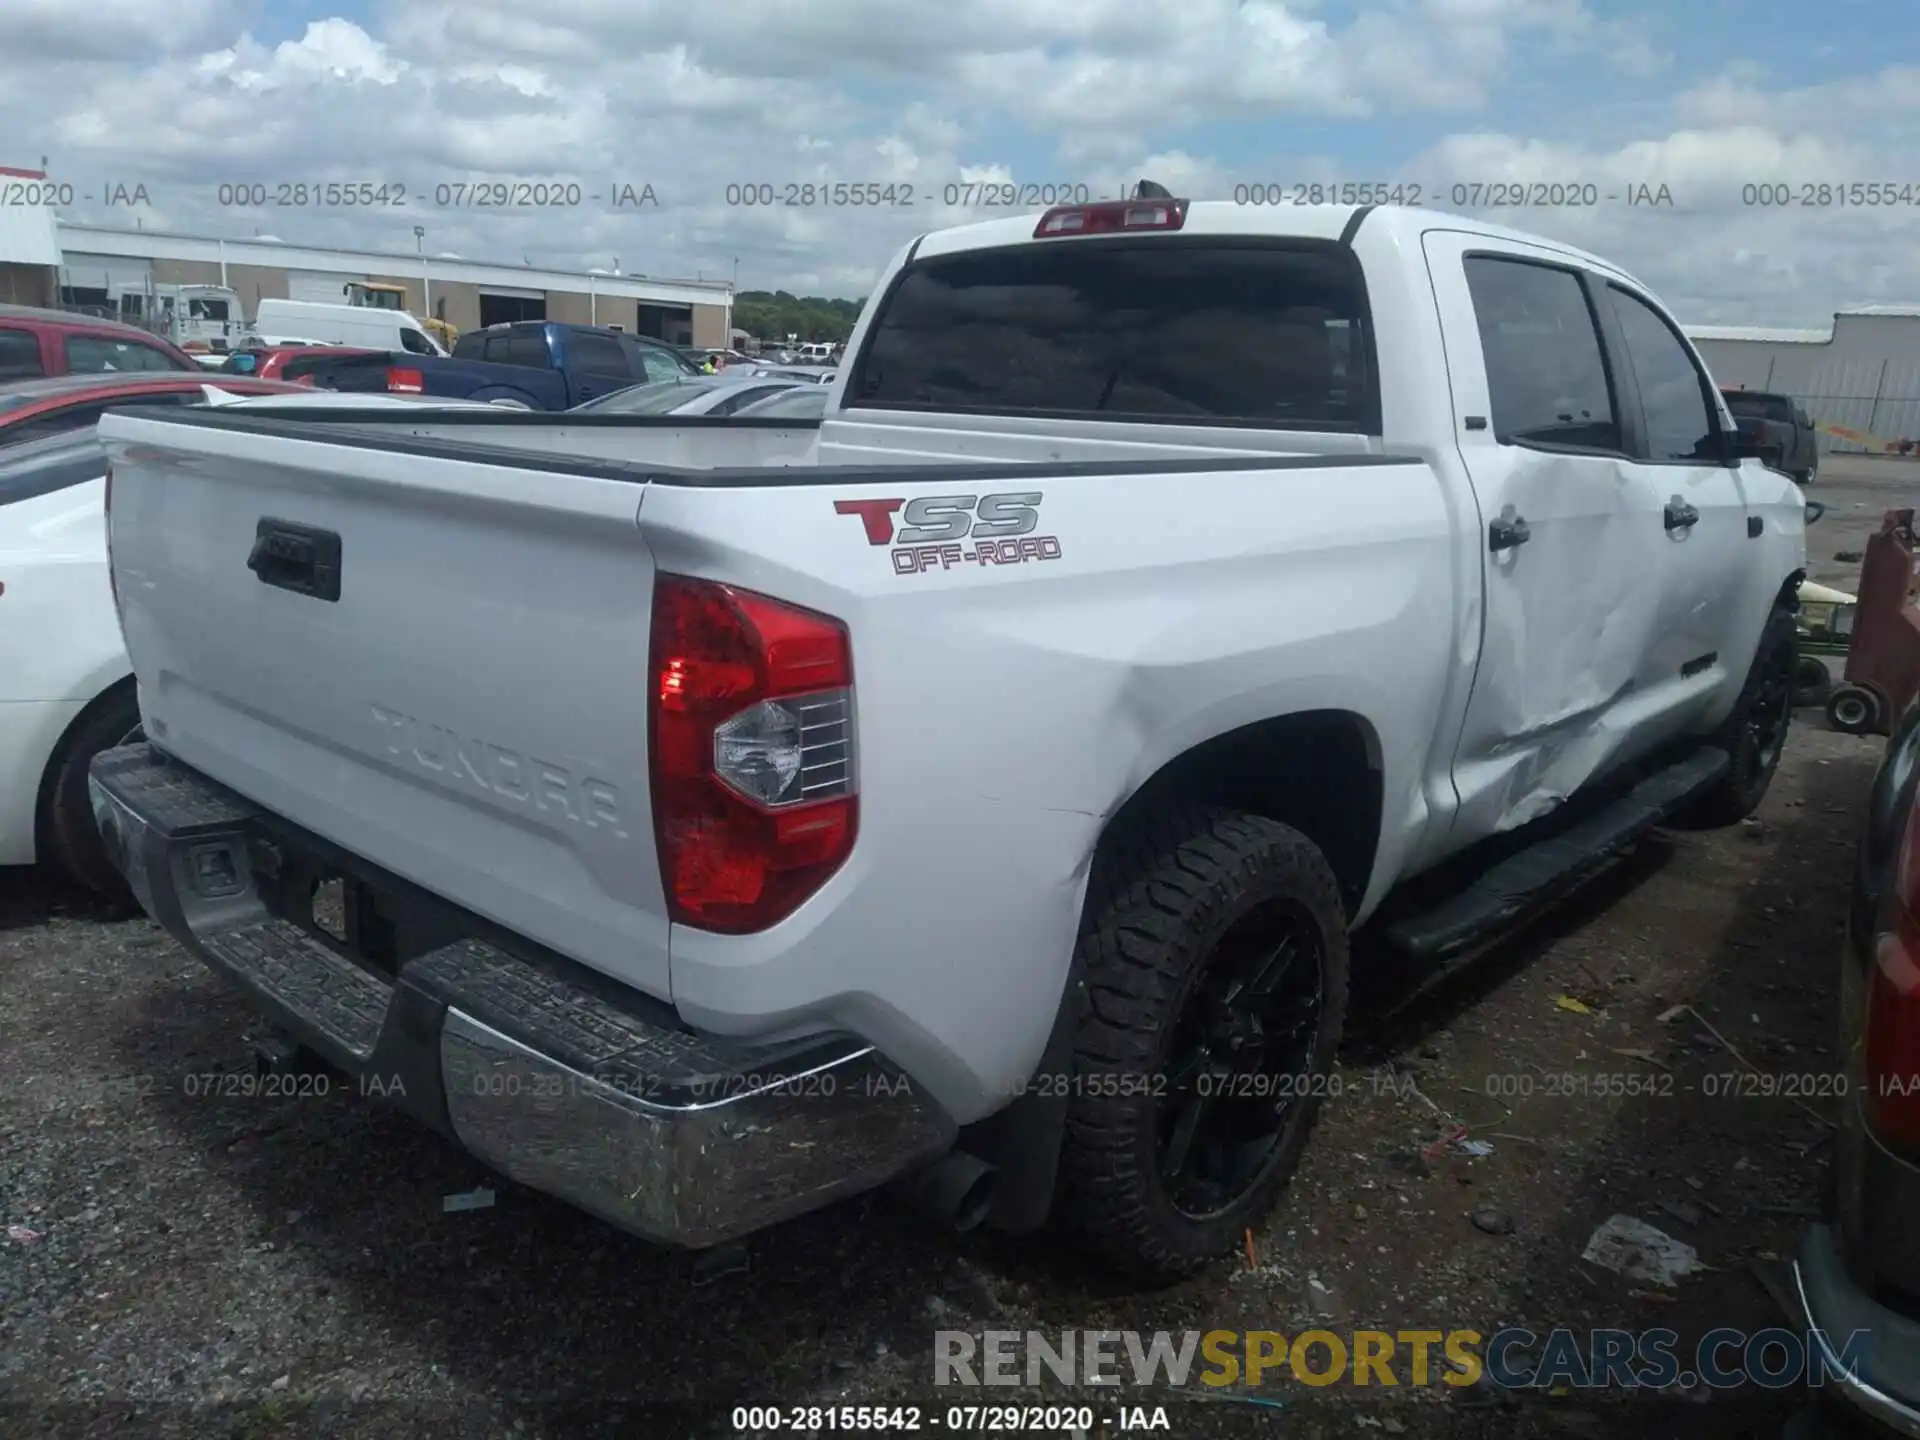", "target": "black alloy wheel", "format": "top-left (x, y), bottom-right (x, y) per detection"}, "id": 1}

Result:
top-left (1155, 896), bottom-right (1326, 1220)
